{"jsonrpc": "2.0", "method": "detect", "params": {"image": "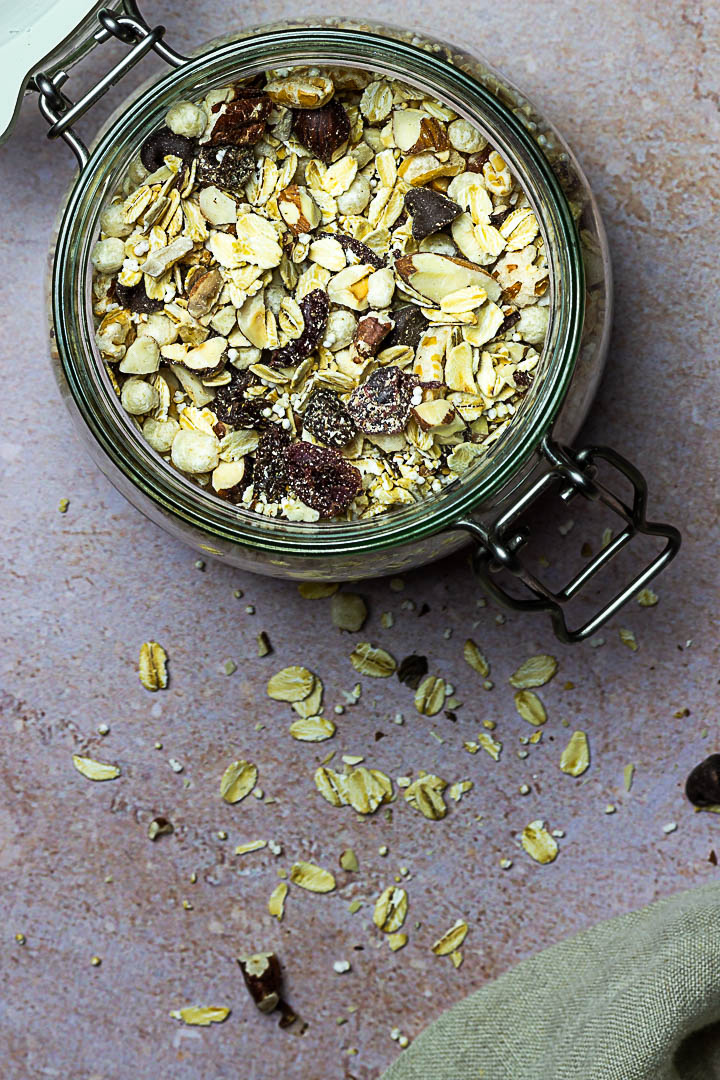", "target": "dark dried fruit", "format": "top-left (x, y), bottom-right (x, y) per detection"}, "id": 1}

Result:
top-left (686, 755), bottom-right (720, 808)
top-left (286, 443), bottom-right (362, 518)
top-left (267, 289), bottom-right (329, 368)
top-left (347, 366), bottom-right (416, 435)
top-left (466, 147), bottom-right (492, 173)
top-left (253, 425), bottom-right (290, 501)
top-left (292, 99), bottom-right (350, 162)
top-left (213, 369), bottom-right (264, 428)
top-left (353, 314), bottom-right (393, 359)
top-left (210, 91), bottom-right (272, 146)
top-left (114, 280), bottom-right (163, 314)
top-left (238, 952), bottom-right (283, 1014)
top-left (302, 388), bottom-right (357, 448)
top-left (397, 654), bottom-right (428, 690)
top-left (513, 369), bottom-right (534, 389)
top-left (497, 309), bottom-right (521, 336)
top-left (140, 127), bottom-right (195, 172)
top-left (196, 144), bottom-right (255, 193)
top-left (383, 305), bottom-right (427, 350)
top-left (404, 188), bottom-right (461, 240)
top-left (489, 207), bottom-right (512, 228)
top-left (323, 231), bottom-right (385, 270)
